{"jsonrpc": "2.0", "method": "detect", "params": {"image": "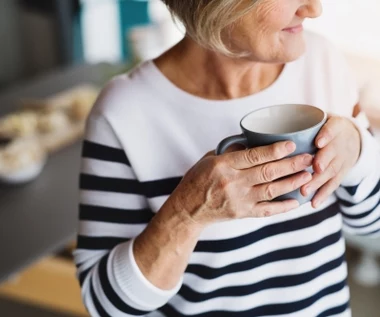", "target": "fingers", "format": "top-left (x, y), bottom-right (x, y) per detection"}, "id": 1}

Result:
top-left (315, 116), bottom-right (343, 148)
top-left (253, 171), bottom-right (312, 202)
top-left (226, 141), bottom-right (296, 170)
top-left (242, 154), bottom-right (313, 186)
top-left (311, 175), bottom-right (343, 208)
top-left (301, 157), bottom-right (343, 198)
top-left (255, 199), bottom-right (300, 217)
top-left (312, 144), bottom-right (336, 174)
